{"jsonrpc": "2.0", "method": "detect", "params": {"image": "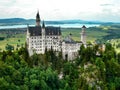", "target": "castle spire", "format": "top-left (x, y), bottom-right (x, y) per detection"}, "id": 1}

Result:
top-left (42, 20), bottom-right (45, 28)
top-left (36, 10), bottom-right (41, 26)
